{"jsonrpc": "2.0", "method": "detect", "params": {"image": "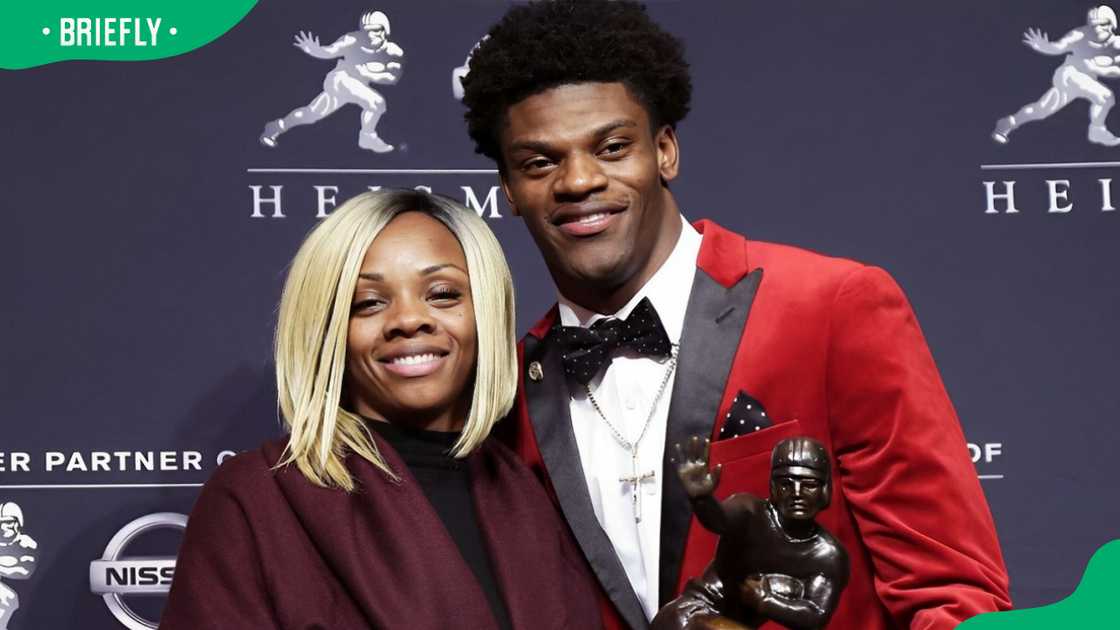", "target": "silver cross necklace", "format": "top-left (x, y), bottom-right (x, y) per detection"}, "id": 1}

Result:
top-left (584, 344), bottom-right (678, 523)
